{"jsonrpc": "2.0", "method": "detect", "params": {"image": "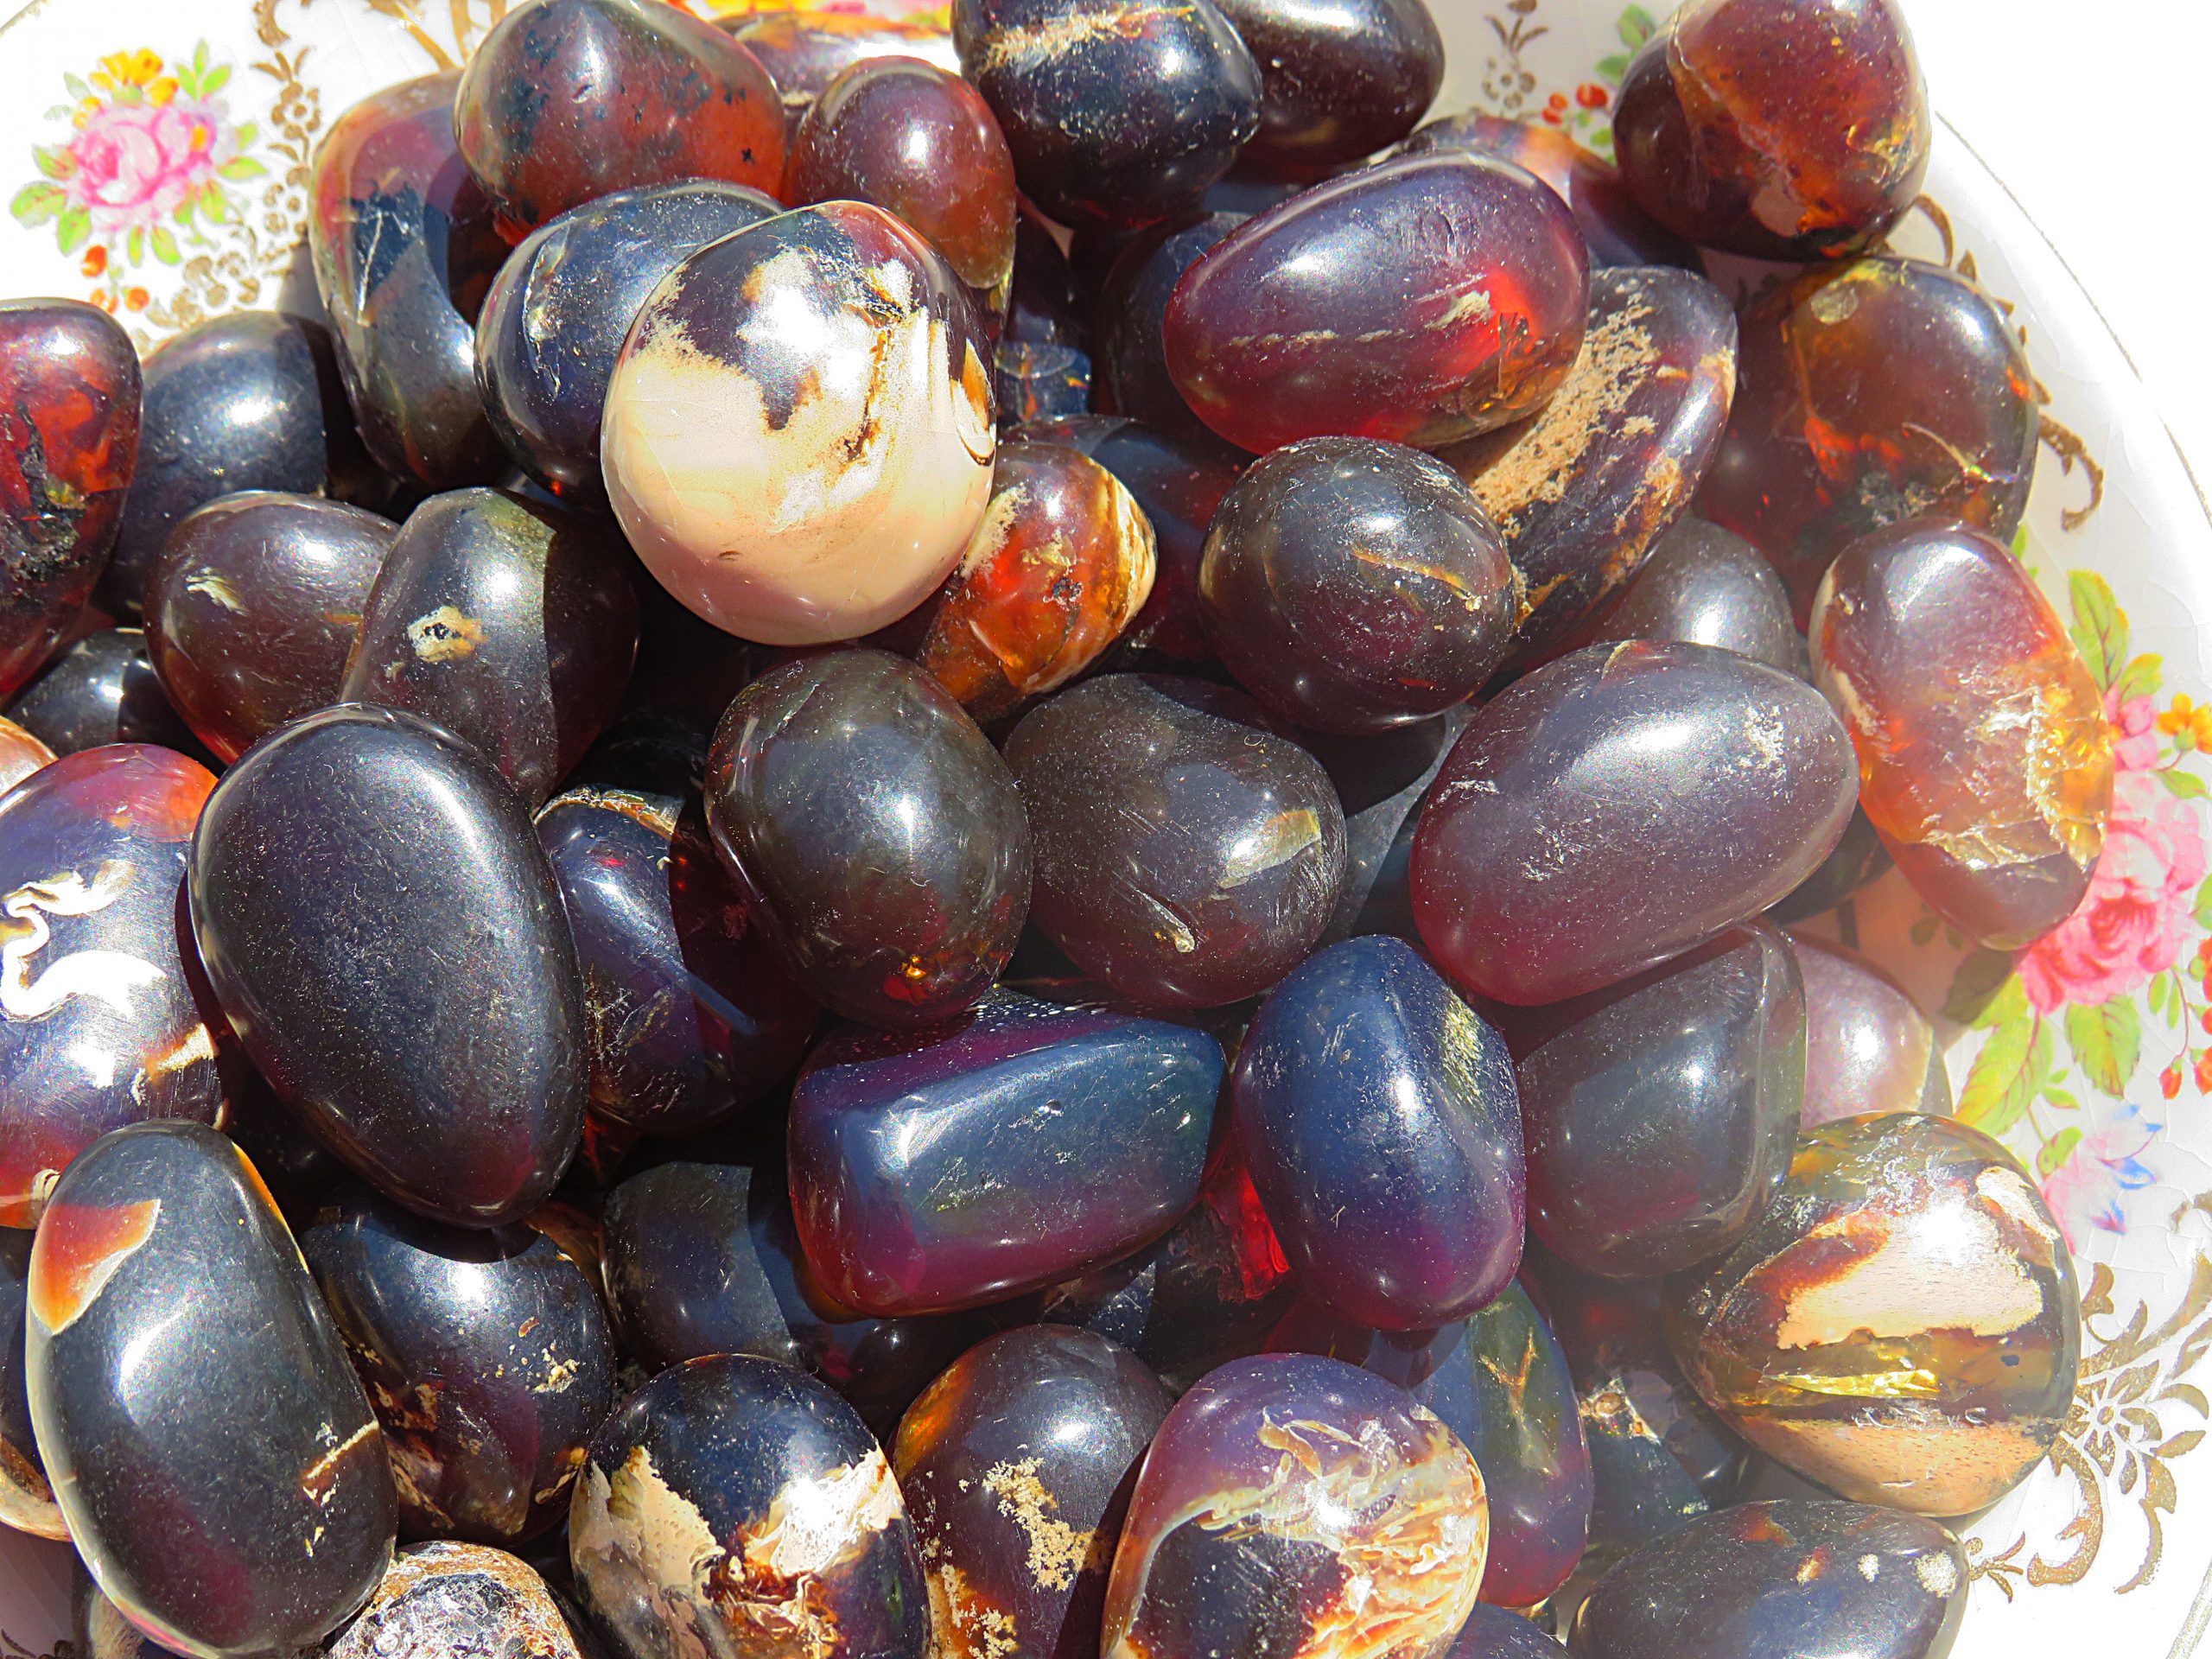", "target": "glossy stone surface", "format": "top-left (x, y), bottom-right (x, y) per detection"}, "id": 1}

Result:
top-left (144, 493), bottom-right (397, 763)
top-left (309, 73), bottom-right (508, 493)
top-left (0, 746), bottom-right (221, 1229)
top-left (790, 993), bottom-right (1221, 1314)
top-left (537, 788), bottom-right (817, 1135)
top-left (189, 704), bottom-right (586, 1226)
top-left (1007, 675), bottom-right (1345, 1008)
top-left (789, 59), bottom-right (1018, 293)
top-left (1580, 517), bottom-right (1802, 677)
top-left (1401, 116), bottom-right (1694, 270)
top-left (301, 1186), bottom-right (615, 1545)
top-left (1213, 0), bottom-right (1442, 174)
top-left (603, 201), bottom-right (996, 646)
top-left (895, 1326), bottom-right (1172, 1659)
top-left (107, 312), bottom-right (364, 619)
top-left (887, 440), bottom-right (1154, 722)
top-left (1812, 520), bottom-right (2114, 949)
top-left (455, 0), bottom-right (785, 233)
top-left (569, 1353), bottom-right (927, 1659)
top-left (325, 1543), bottom-right (594, 1659)
top-left (1412, 642), bottom-right (1856, 1005)
top-left (1700, 257), bottom-right (2039, 617)
top-left (0, 1234), bottom-right (59, 1538)
top-left (4, 629), bottom-right (203, 760)
top-left (1447, 1607), bottom-right (1566, 1659)
top-left (705, 650), bottom-right (1029, 1026)
top-left (1516, 925), bottom-right (1804, 1277)
top-left (1567, 1500), bottom-right (1965, 1659)
top-left (1770, 807), bottom-right (1893, 925)
top-left (997, 342), bottom-right (1093, 426)
top-left (725, 9), bottom-right (961, 135)
top-left (28, 1122), bottom-right (395, 1659)
top-left (340, 488), bottom-right (639, 808)
top-left (1272, 1283), bottom-right (1593, 1608)
top-left (1234, 938), bottom-right (1522, 1328)
top-left (1165, 154), bottom-right (1589, 454)
top-left (1613, 0), bottom-right (1930, 260)
top-left (1666, 1114), bottom-right (2080, 1514)
top-left (1102, 1354), bottom-right (1486, 1659)
top-left (1441, 265), bottom-right (1737, 666)
top-left (0, 301), bottom-right (138, 699)
top-left (0, 718), bottom-right (52, 795)
top-left (476, 181), bottom-right (781, 501)
top-left (953, 0), bottom-right (1260, 231)
top-left (1095, 214), bottom-right (1243, 435)
top-left (1311, 712), bottom-right (1462, 946)
top-left (1199, 437), bottom-right (1516, 733)
top-left (1795, 939), bottom-right (1947, 1131)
